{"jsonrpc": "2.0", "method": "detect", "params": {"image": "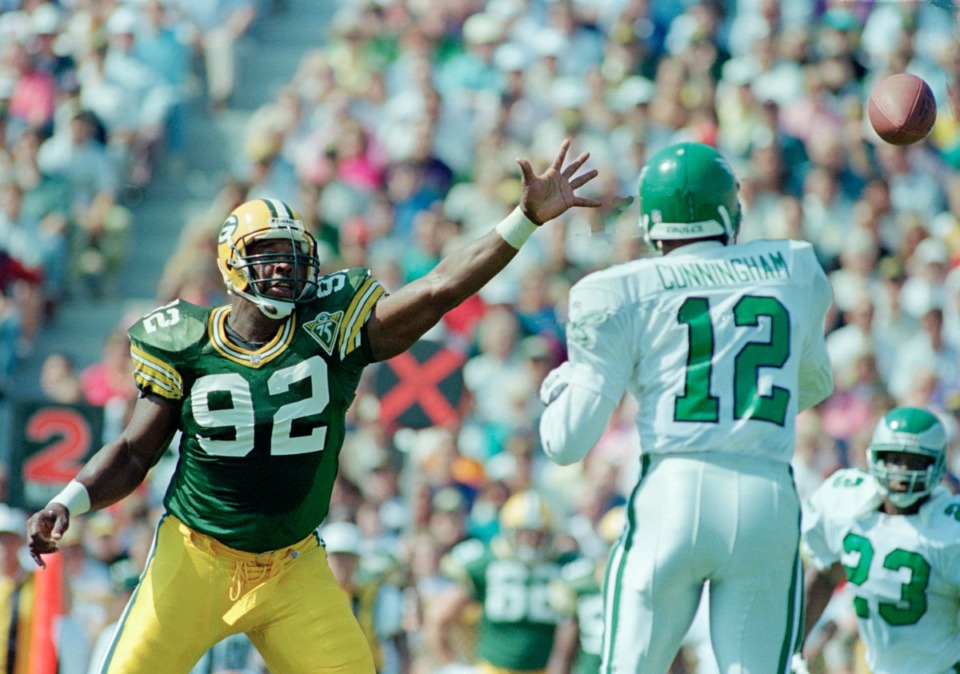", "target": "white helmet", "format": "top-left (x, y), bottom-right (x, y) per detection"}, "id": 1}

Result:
top-left (867, 407), bottom-right (947, 509)
top-left (321, 521), bottom-right (362, 556)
